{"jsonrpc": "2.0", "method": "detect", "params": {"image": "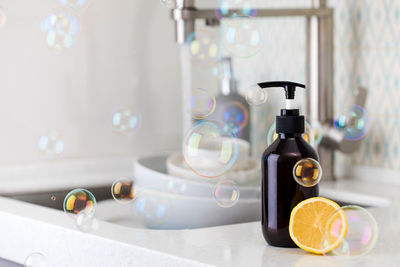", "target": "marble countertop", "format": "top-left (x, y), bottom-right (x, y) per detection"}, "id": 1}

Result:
top-left (0, 177), bottom-right (399, 267)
